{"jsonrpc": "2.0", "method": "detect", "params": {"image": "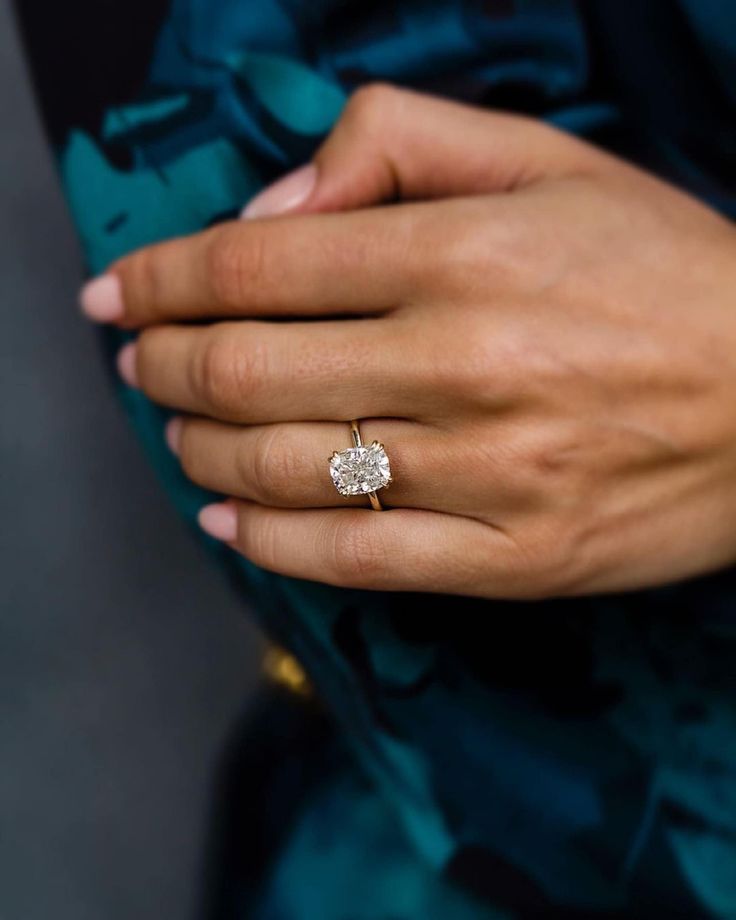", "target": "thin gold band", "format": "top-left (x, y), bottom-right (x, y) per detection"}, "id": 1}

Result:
top-left (349, 419), bottom-right (384, 511)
